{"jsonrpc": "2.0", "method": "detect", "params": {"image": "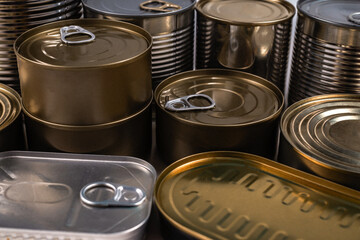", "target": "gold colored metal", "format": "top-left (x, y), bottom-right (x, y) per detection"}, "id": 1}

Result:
top-left (140, 0), bottom-right (182, 12)
top-left (155, 151), bottom-right (360, 240)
